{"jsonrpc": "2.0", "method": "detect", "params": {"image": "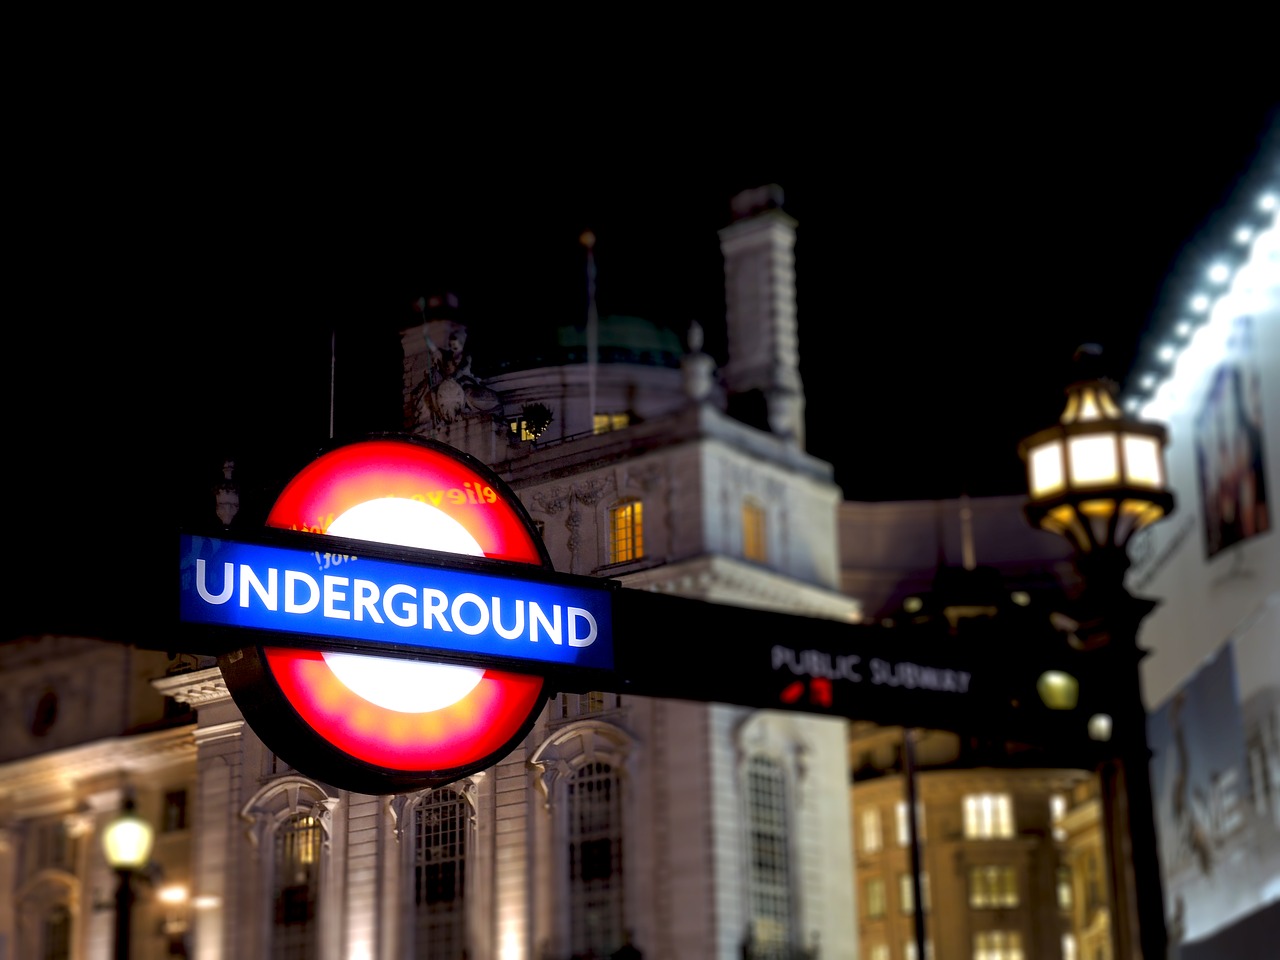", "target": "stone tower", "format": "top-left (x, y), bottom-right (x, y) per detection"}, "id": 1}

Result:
top-left (719, 184), bottom-right (806, 448)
